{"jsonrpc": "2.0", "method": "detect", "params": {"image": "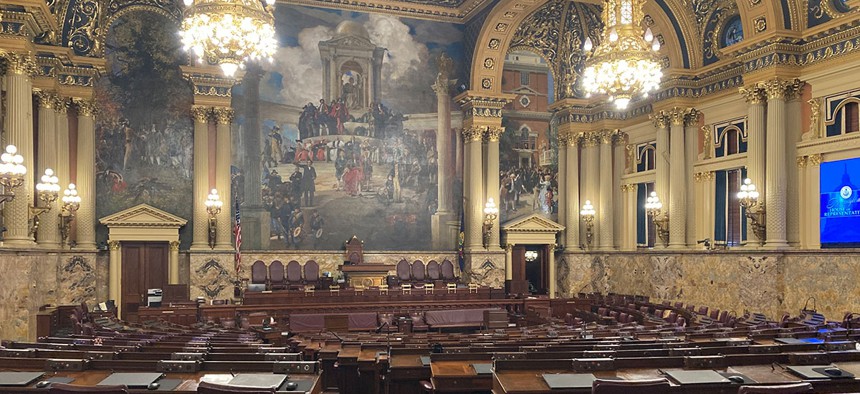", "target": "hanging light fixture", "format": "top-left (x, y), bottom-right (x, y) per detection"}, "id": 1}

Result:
top-left (582, 0), bottom-right (663, 110)
top-left (180, 0), bottom-right (278, 77)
